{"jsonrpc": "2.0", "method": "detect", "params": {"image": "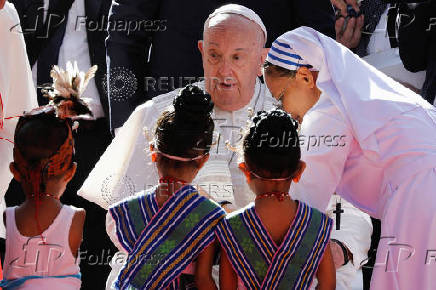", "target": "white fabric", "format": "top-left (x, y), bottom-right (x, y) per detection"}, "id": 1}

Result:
top-left (31, 0), bottom-right (104, 119)
top-left (328, 195), bottom-right (372, 290)
top-left (78, 79), bottom-right (275, 210)
top-left (3, 205), bottom-right (81, 289)
top-left (362, 49), bottom-right (426, 91)
top-left (267, 37), bottom-right (316, 72)
top-left (207, 4), bottom-right (267, 44)
top-left (366, 7), bottom-right (391, 55)
top-left (105, 212), bottom-right (124, 290)
top-left (282, 27), bottom-right (436, 213)
top-left (311, 265), bottom-right (364, 290)
top-left (0, 2), bottom-right (38, 239)
top-left (310, 195), bottom-right (372, 290)
top-left (363, 6), bottom-right (426, 90)
top-left (371, 167), bottom-right (436, 290)
top-left (277, 27), bottom-right (436, 289)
